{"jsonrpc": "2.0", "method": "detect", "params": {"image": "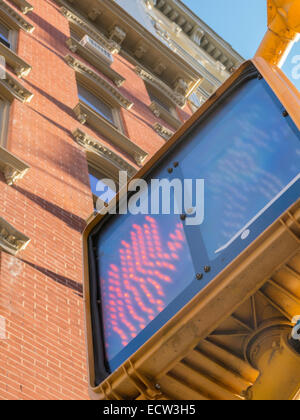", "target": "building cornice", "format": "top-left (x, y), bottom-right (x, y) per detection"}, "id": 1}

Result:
top-left (0, 0), bottom-right (34, 33)
top-left (9, 0), bottom-right (33, 14)
top-left (0, 216), bottom-right (30, 255)
top-left (0, 41), bottom-right (31, 78)
top-left (55, 0), bottom-right (202, 94)
top-left (0, 71), bottom-right (34, 102)
top-left (72, 128), bottom-right (137, 179)
top-left (73, 102), bottom-right (147, 167)
top-left (152, 0), bottom-right (243, 66)
top-left (0, 145), bottom-right (30, 185)
top-left (135, 66), bottom-right (186, 108)
top-left (64, 54), bottom-right (133, 110)
top-left (66, 37), bottom-right (125, 87)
